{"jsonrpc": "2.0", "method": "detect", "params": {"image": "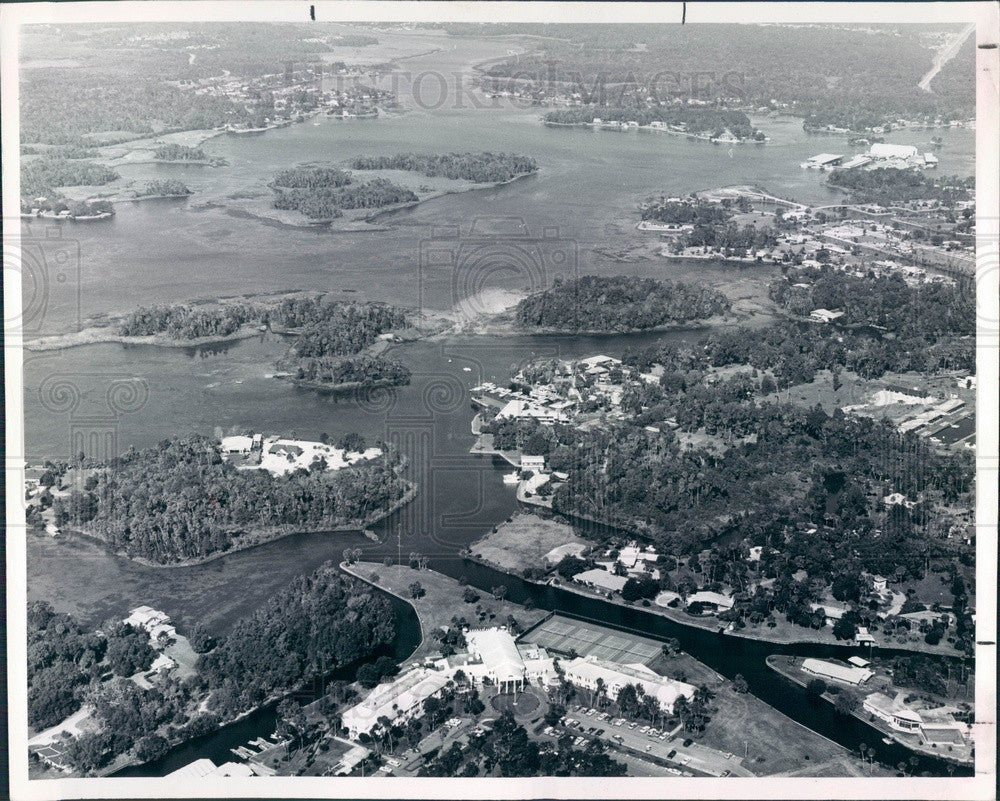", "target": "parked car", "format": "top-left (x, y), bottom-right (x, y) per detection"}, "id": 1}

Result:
top-left (613, 719), bottom-right (625, 727)
top-left (721, 770), bottom-right (732, 777)
top-left (595, 728), bottom-right (605, 736)
top-left (666, 749), bottom-right (677, 759)
top-left (639, 725), bottom-right (650, 734)
top-left (627, 722), bottom-right (638, 730)
top-left (683, 738), bottom-right (694, 747)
